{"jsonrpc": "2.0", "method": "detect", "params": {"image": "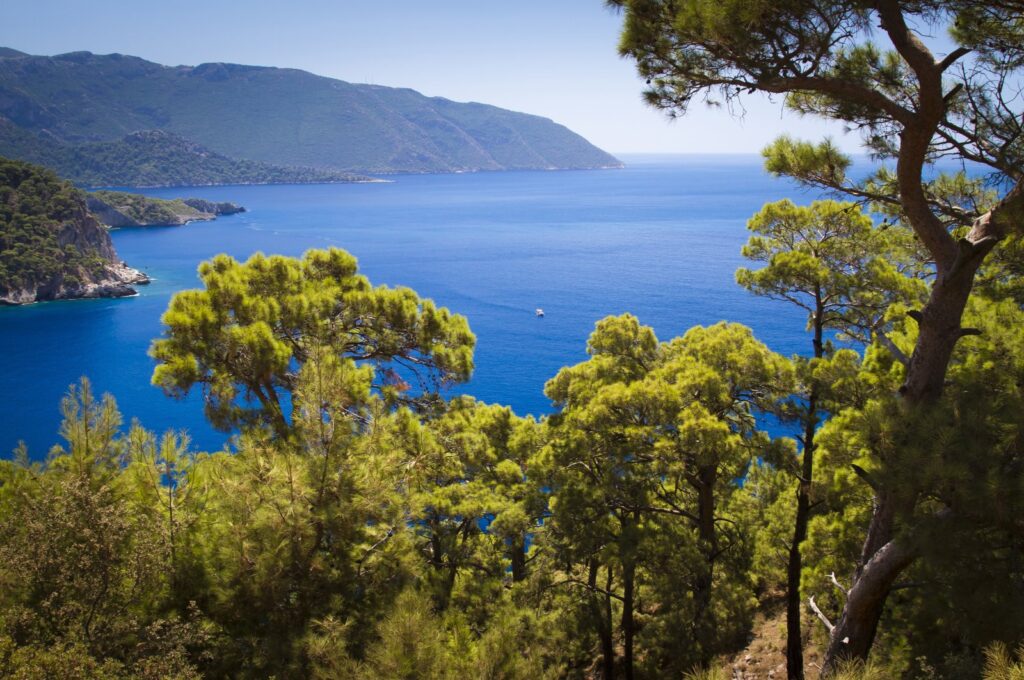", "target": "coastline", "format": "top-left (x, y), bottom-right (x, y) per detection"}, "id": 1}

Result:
top-left (0, 263), bottom-right (150, 307)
